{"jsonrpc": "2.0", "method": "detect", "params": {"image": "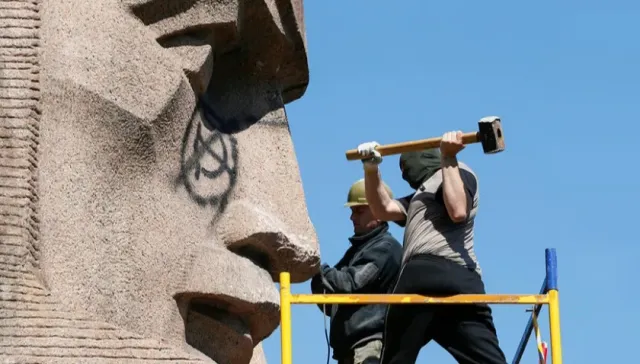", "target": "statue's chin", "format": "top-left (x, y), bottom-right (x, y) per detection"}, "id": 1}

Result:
top-left (174, 289), bottom-right (279, 364)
